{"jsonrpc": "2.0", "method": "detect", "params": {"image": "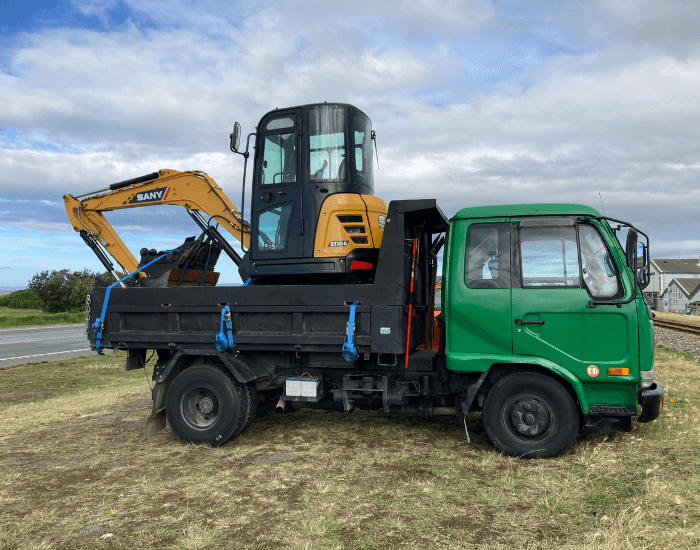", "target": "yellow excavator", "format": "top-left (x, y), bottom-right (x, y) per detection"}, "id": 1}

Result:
top-left (64, 103), bottom-right (388, 285)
